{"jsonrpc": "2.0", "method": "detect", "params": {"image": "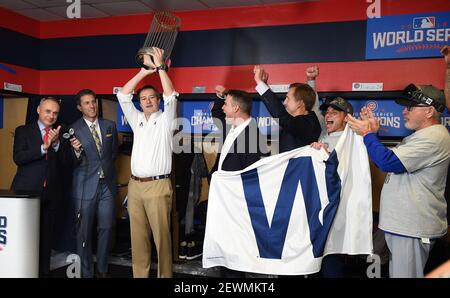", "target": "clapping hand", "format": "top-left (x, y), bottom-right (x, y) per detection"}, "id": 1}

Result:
top-left (360, 107), bottom-right (380, 132)
top-left (347, 107), bottom-right (380, 136)
top-left (43, 126), bottom-right (61, 151)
